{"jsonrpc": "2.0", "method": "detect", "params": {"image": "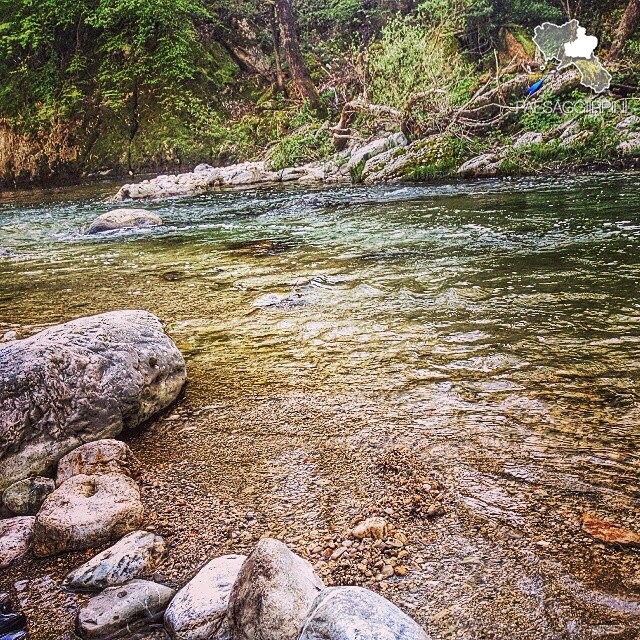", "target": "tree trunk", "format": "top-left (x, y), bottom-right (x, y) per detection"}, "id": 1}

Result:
top-left (271, 5), bottom-right (287, 95)
top-left (274, 0), bottom-right (320, 108)
top-left (611, 0), bottom-right (640, 59)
